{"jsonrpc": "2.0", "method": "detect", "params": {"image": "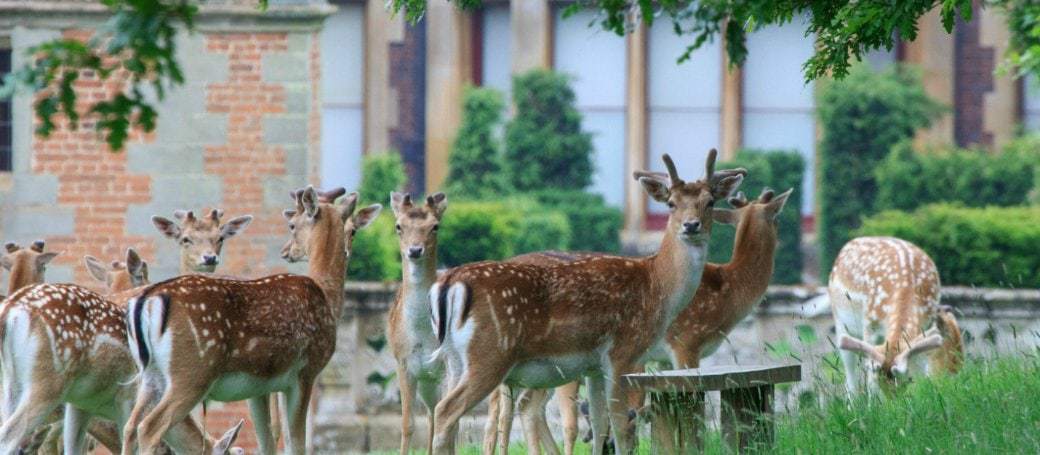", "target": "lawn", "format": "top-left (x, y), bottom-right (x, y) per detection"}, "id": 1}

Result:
top-left (415, 354), bottom-right (1040, 454)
